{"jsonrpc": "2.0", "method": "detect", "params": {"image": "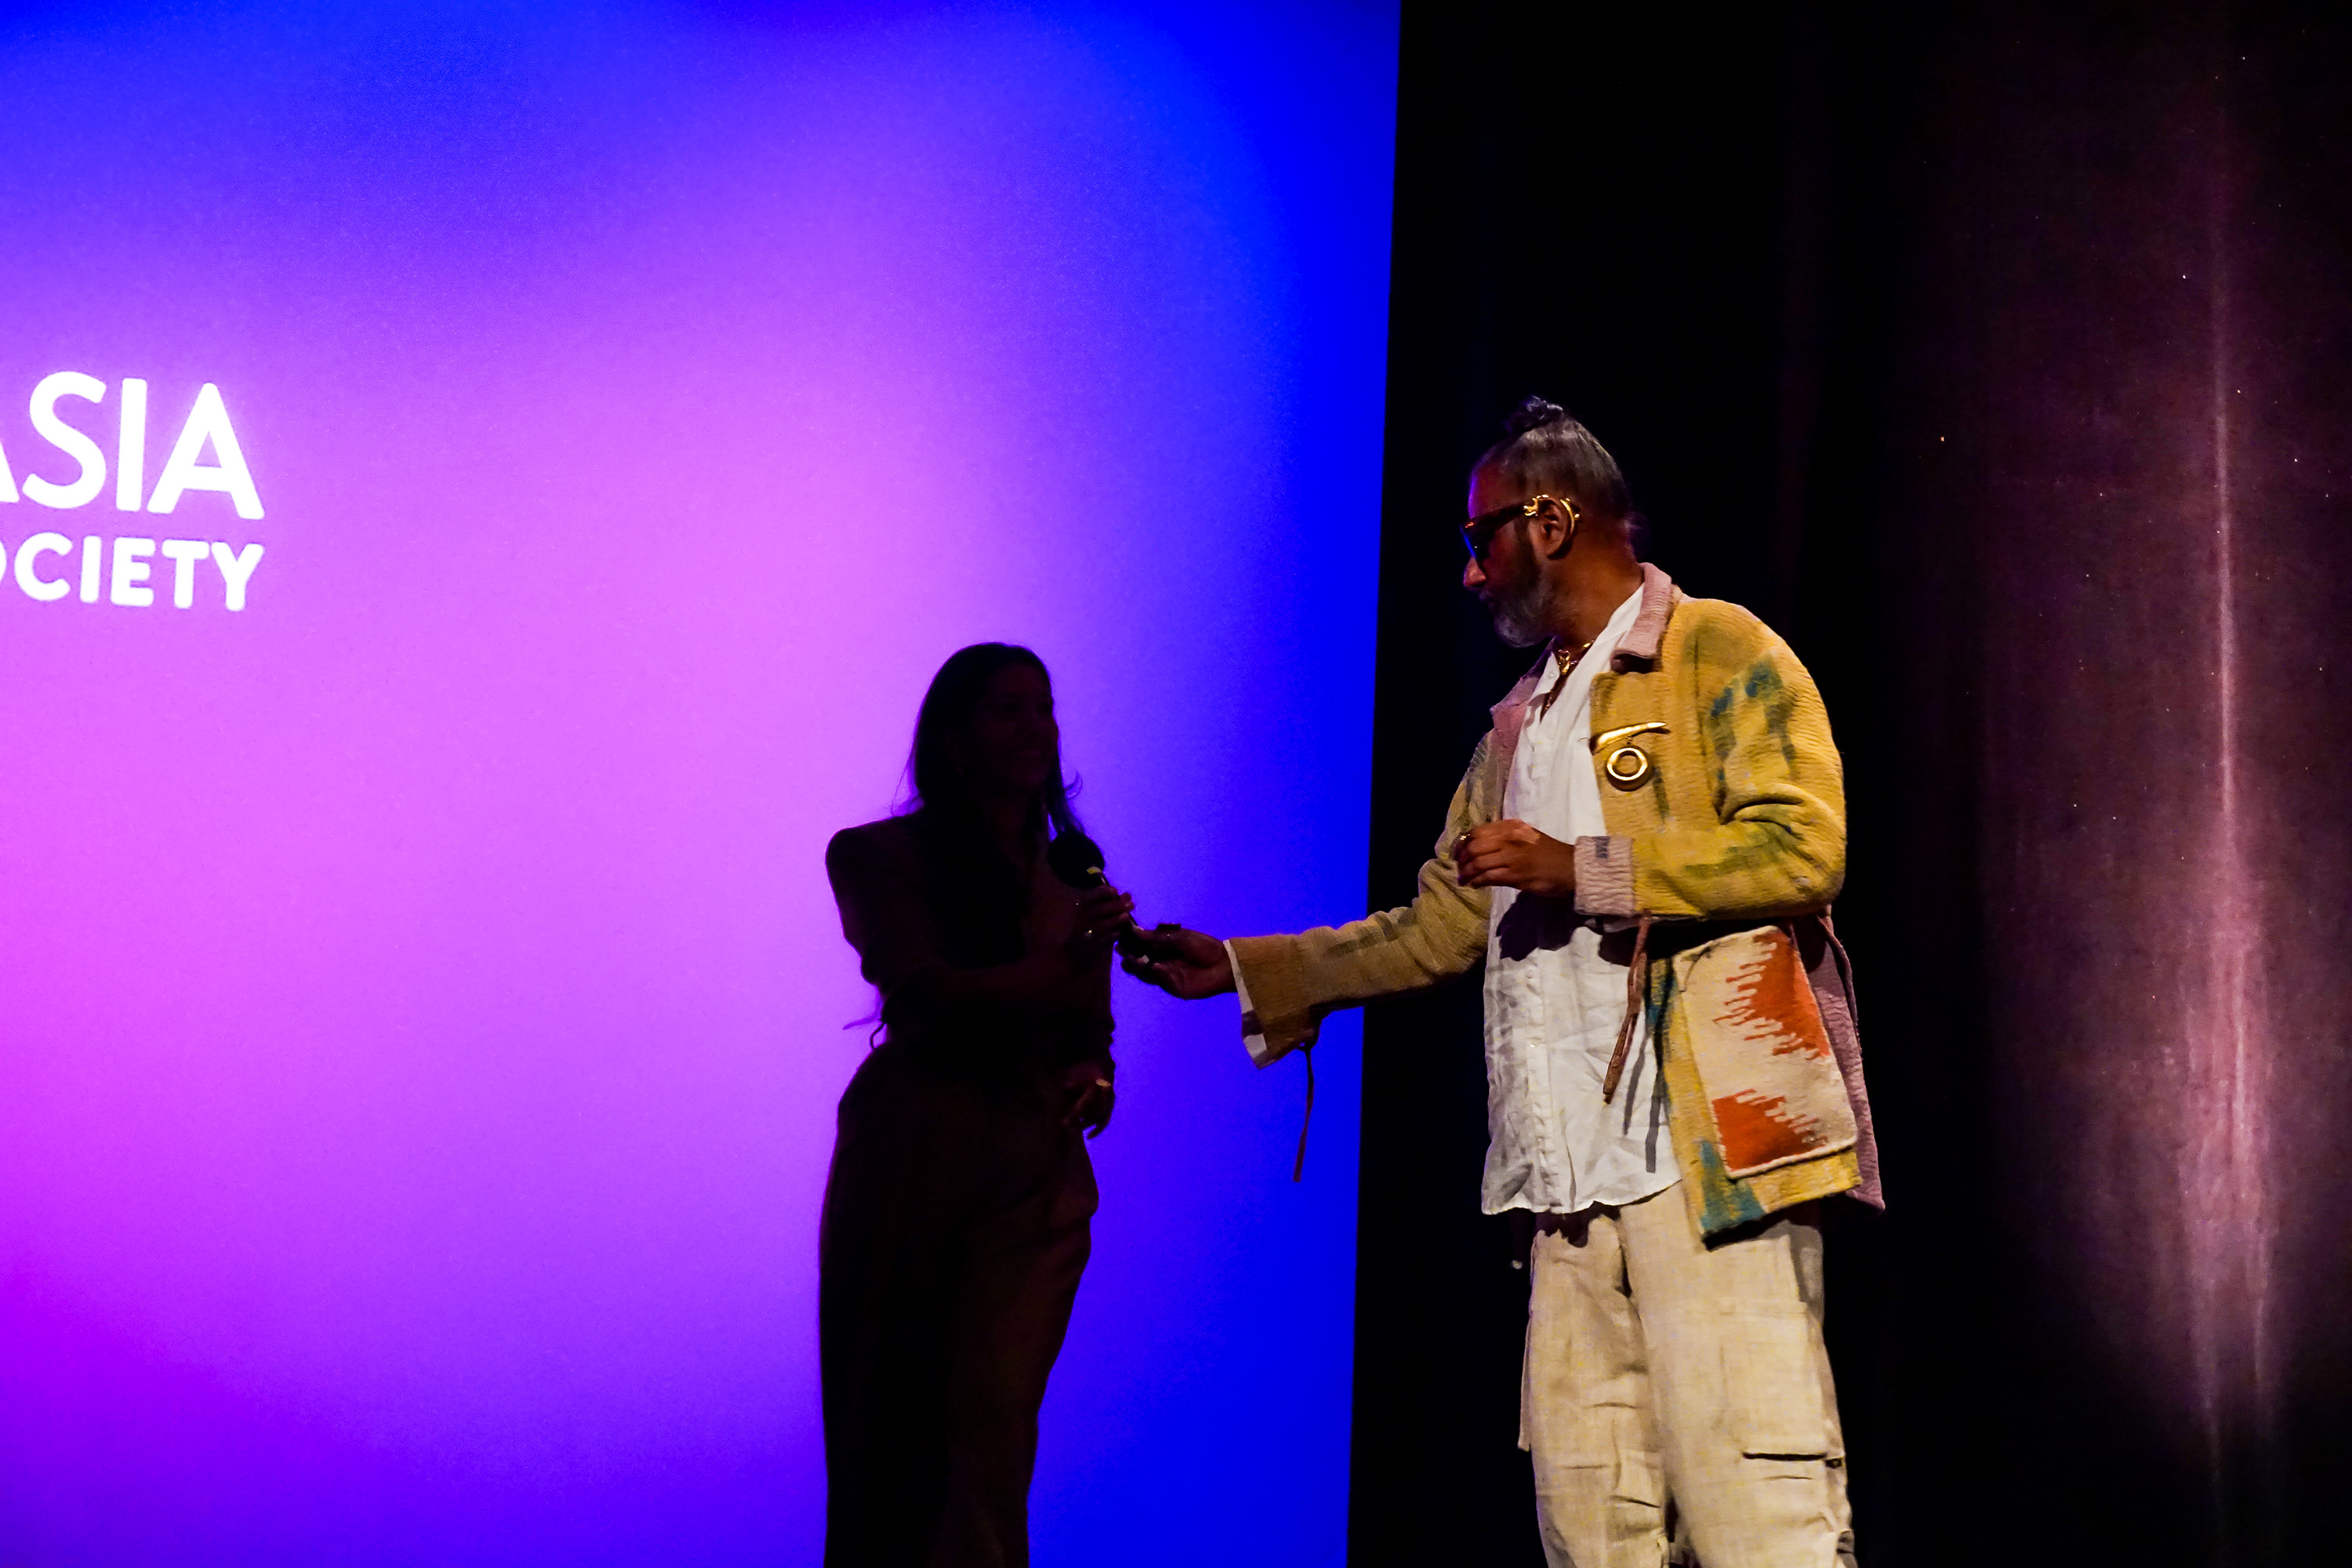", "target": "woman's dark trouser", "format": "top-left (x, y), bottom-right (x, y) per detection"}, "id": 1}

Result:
top-left (819, 1045), bottom-right (1097, 1568)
